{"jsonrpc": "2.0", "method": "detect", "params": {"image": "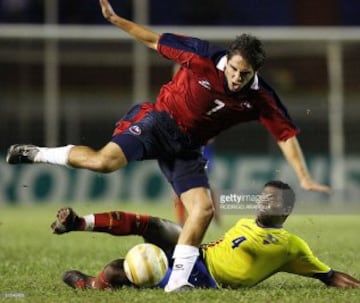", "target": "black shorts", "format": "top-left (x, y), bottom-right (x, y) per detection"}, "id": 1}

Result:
top-left (111, 103), bottom-right (209, 196)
